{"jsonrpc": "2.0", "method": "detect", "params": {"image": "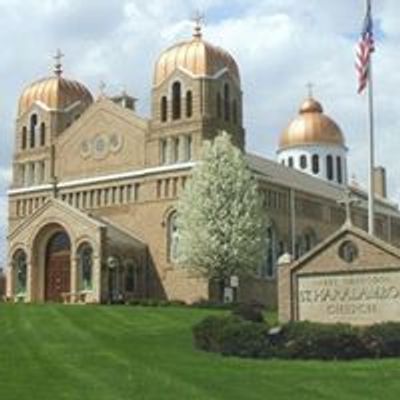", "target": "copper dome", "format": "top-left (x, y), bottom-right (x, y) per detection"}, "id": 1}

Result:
top-left (279, 97), bottom-right (345, 149)
top-left (18, 75), bottom-right (93, 117)
top-left (153, 28), bottom-right (240, 87)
